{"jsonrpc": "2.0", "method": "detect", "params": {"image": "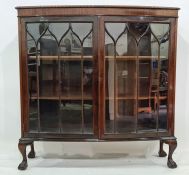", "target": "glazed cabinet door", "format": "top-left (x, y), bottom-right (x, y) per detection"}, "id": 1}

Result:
top-left (22, 17), bottom-right (98, 138)
top-left (99, 16), bottom-right (174, 139)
